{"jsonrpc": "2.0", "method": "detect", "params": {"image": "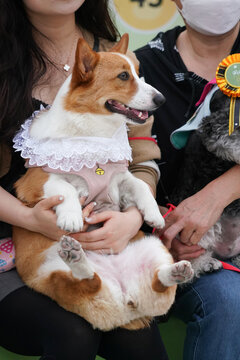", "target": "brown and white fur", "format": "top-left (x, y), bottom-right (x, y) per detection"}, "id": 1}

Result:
top-left (13, 34), bottom-right (193, 331)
